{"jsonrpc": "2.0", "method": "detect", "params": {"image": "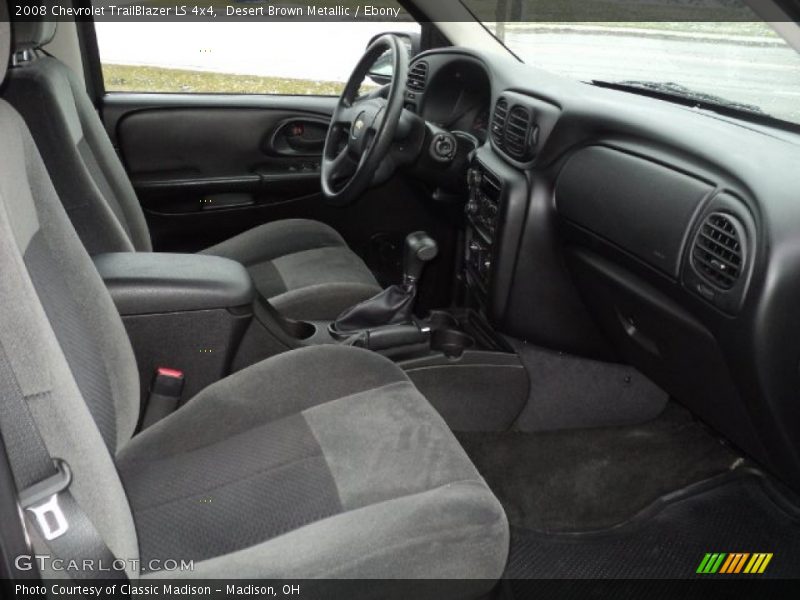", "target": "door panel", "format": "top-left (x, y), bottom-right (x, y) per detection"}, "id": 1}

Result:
top-left (117, 107), bottom-right (328, 234)
top-left (105, 94), bottom-right (336, 251)
top-left (118, 108), bottom-right (326, 180)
